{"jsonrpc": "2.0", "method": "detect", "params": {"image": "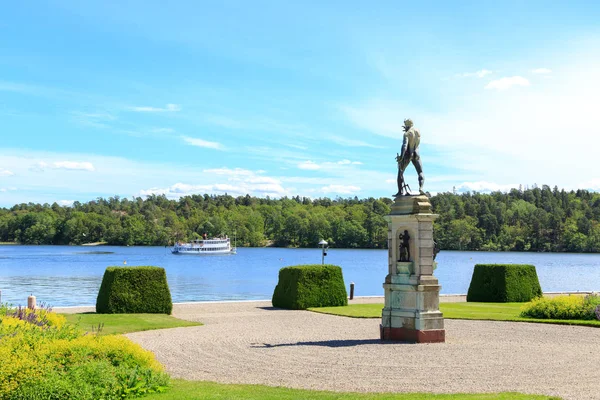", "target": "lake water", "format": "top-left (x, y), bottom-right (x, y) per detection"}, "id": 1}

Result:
top-left (0, 245), bottom-right (599, 307)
